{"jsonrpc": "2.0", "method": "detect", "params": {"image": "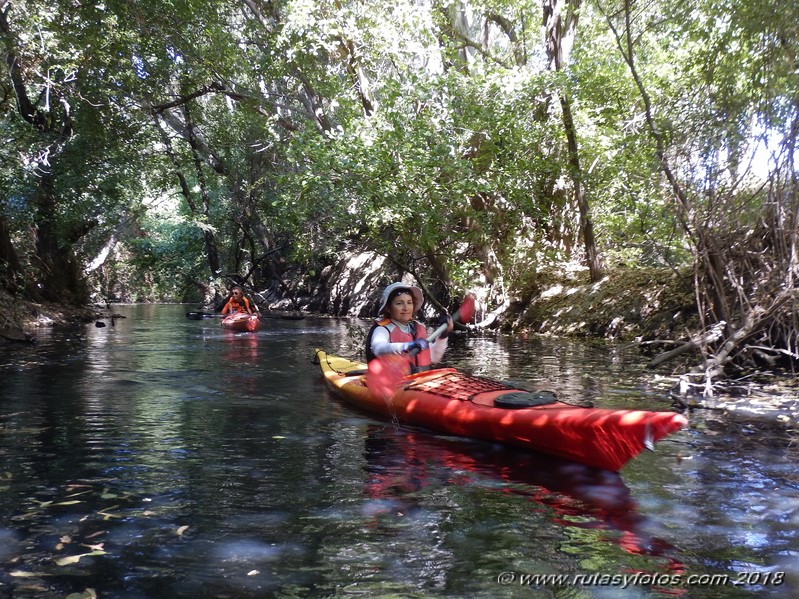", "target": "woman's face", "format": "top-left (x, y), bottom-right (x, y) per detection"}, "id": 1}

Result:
top-left (387, 292), bottom-right (415, 325)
